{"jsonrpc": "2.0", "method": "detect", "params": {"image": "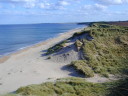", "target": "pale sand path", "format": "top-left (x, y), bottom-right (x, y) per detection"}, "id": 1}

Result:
top-left (0, 28), bottom-right (83, 94)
